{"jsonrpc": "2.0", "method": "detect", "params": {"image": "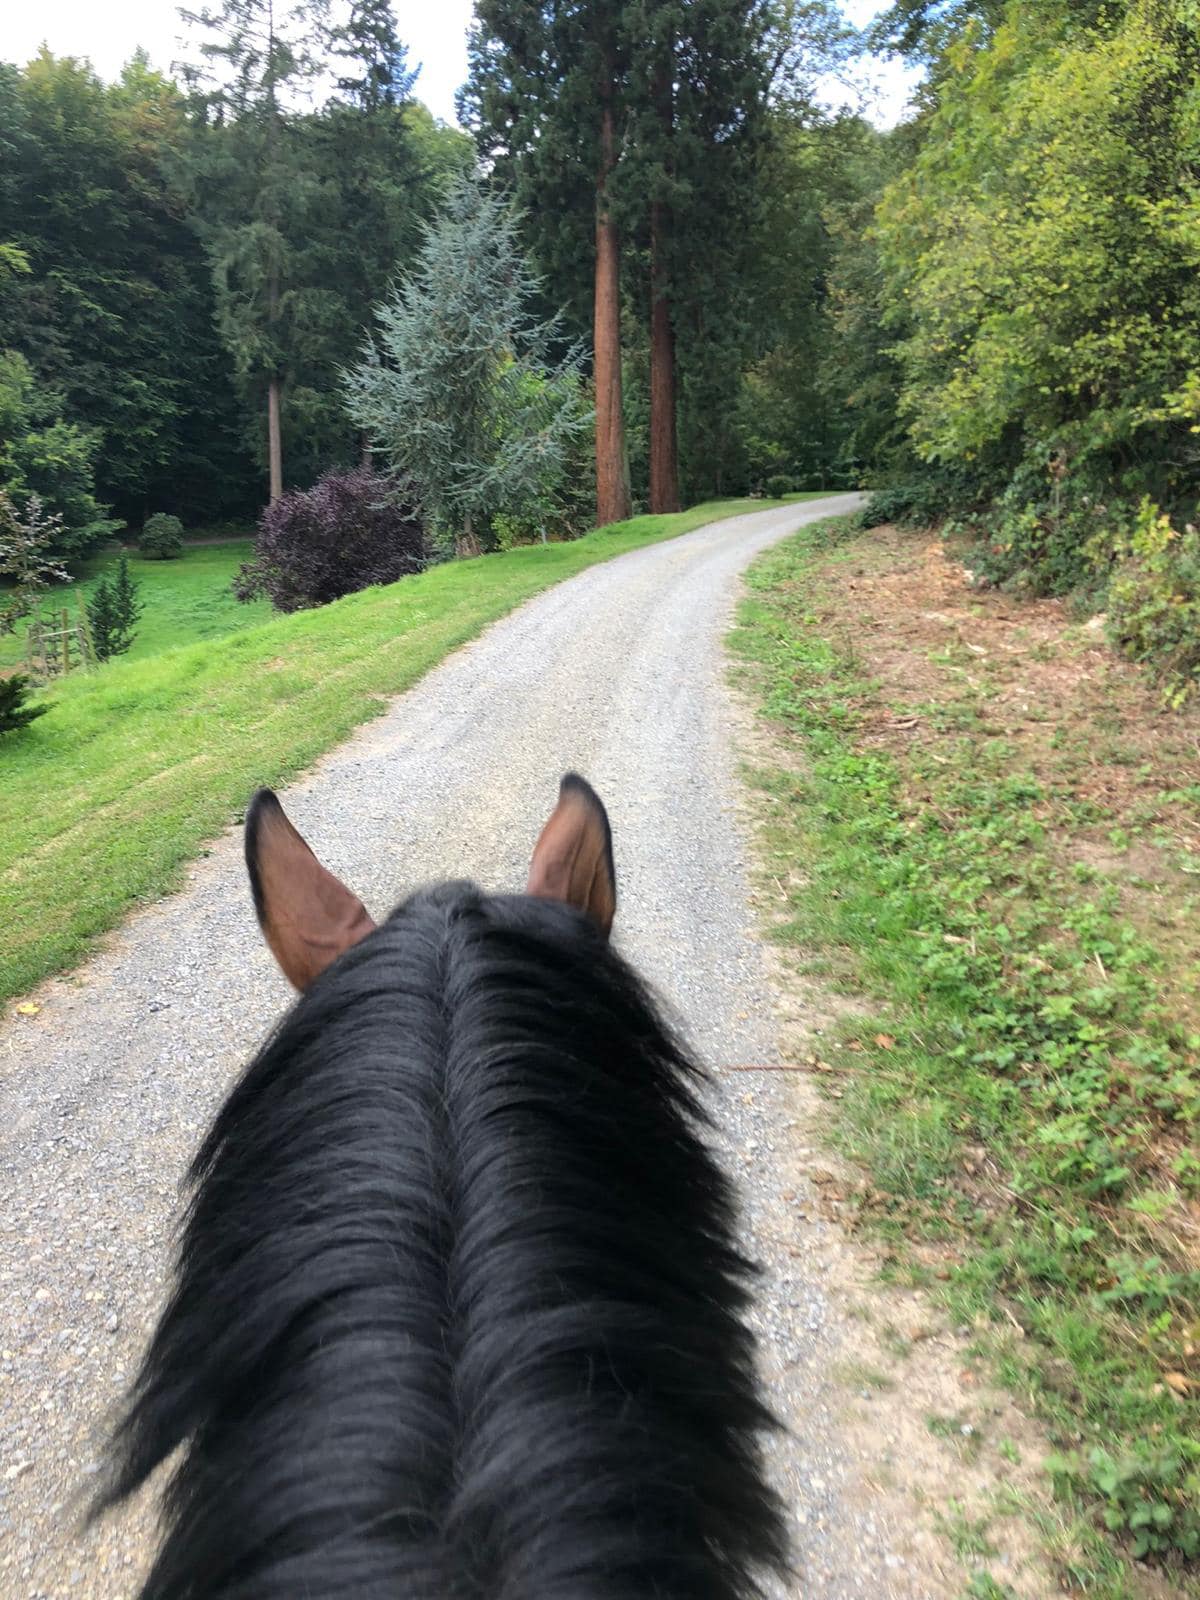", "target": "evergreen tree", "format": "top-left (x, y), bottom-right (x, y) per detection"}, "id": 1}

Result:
top-left (176, 0), bottom-right (330, 502)
top-left (327, 0), bottom-right (416, 109)
top-left (345, 179), bottom-right (589, 556)
top-left (467, 0), bottom-right (804, 512)
top-left (0, 53), bottom-right (256, 528)
top-left (87, 555), bottom-right (143, 660)
top-left (0, 674), bottom-right (48, 736)
top-left (464, 2), bottom-right (633, 527)
top-left (619, 0), bottom-right (773, 509)
top-left (286, 4), bottom-right (467, 484)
